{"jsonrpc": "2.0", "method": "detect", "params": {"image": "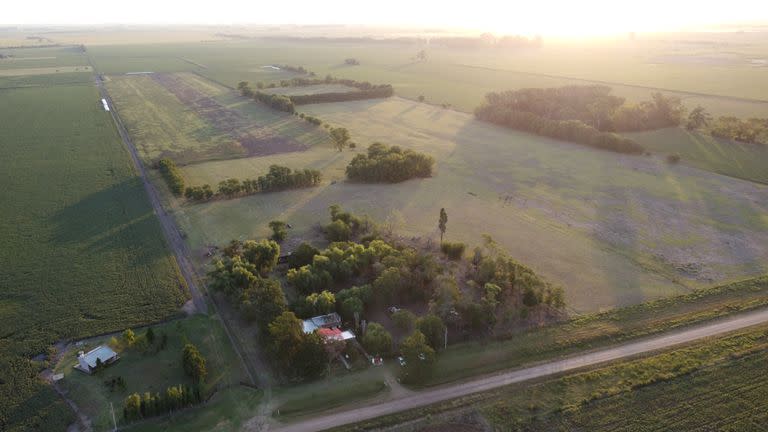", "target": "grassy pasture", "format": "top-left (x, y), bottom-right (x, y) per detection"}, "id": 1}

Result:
top-left (54, 315), bottom-right (246, 430)
top-left (0, 83), bottom-right (186, 431)
top-left (175, 97), bottom-right (768, 312)
top-left (0, 46), bottom-right (88, 69)
top-left (626, 127), bottom-right (768, 185)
